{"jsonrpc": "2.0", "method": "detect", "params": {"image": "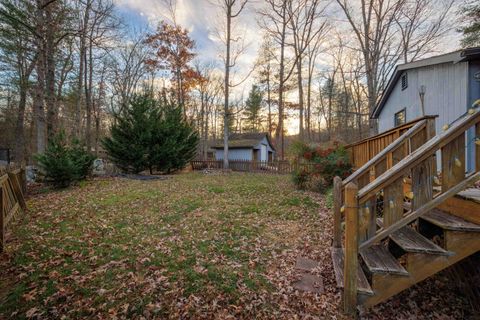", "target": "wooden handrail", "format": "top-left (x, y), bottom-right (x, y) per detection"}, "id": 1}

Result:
top-left (358, 107), bottom-right (480, 203)
top-left (342, 119), bottom-right (427, 187)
